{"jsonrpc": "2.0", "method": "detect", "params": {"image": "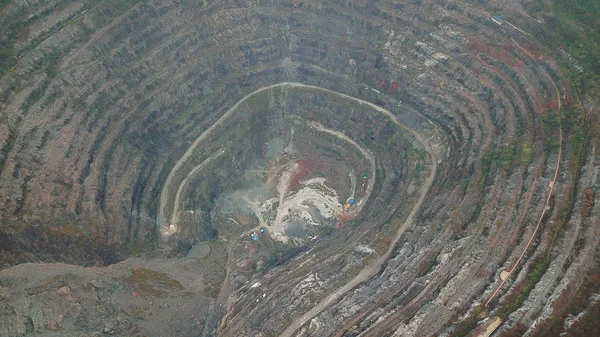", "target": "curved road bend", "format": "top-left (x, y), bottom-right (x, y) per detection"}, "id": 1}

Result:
top-left (159, 83), bottom-right (326, 235)
top-left (307, 120), bottom-right (376, 216)
top-left (277, 84), bottom-right (438, 337)
top-left (484, 39), bottom-right (563, 307)
top-left (165, 150), bottom-right (225, 236)
top-left (156, 82), bottom-right (438, 336)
